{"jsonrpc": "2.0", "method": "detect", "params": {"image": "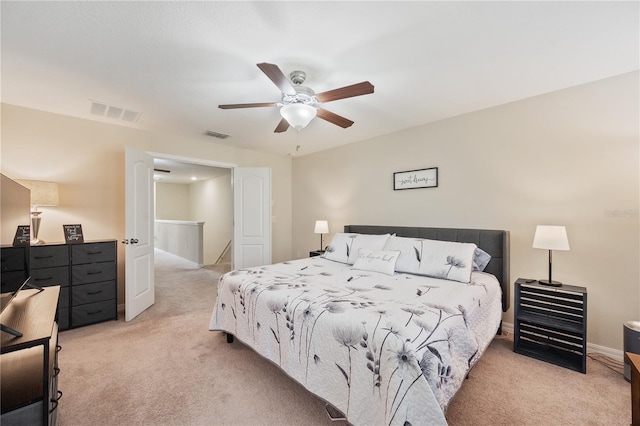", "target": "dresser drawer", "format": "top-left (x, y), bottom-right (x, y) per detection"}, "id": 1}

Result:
top-left (71, 300), bottom-right (115, 327)
top-left (71, 262), bottom-right (116, 285)
top-left (57, 307), bottom-right (69, 330)
top-left (59, 286), bottom-right (69, 309)
top-left (0, 247), bottom-right (26, 272)
top-left (30, 266), bottom-right (69, 288)
top-left (31, 245), bottom-right (69, 269)
top-left (72, 281), bottom-right (116, 305)
top-left (71, 242), bottom-right (116, 265)
top-left (1, 270), bottom-right (28, 293)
